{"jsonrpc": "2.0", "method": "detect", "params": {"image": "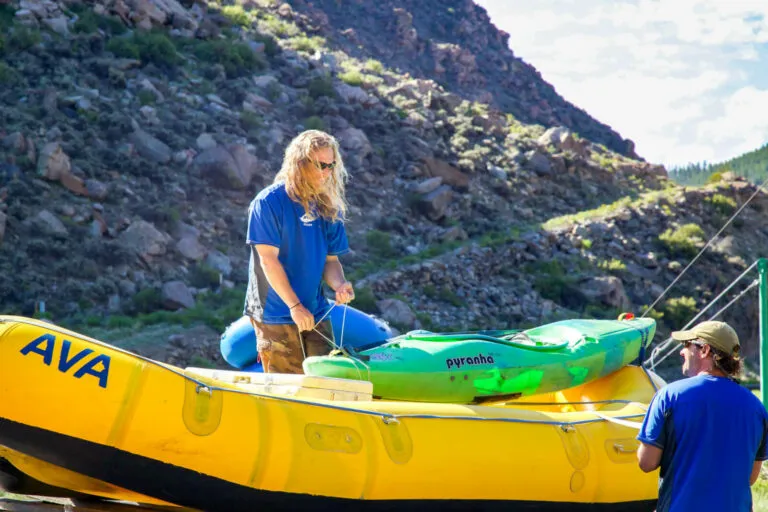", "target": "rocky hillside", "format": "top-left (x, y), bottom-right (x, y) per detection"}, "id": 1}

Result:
top-left (276, 0), bottom-right (639, 158)
top-left (0, 0), bottom-right (765, 380)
